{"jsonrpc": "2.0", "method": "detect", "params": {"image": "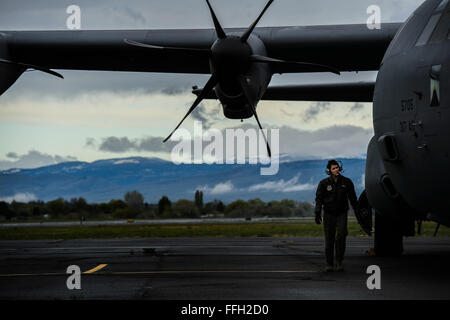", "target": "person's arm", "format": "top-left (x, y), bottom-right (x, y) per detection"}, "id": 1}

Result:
top-left (347, 178), bottom-right (358, 212)
top-left (315, 181), bottom-right (324, 223)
